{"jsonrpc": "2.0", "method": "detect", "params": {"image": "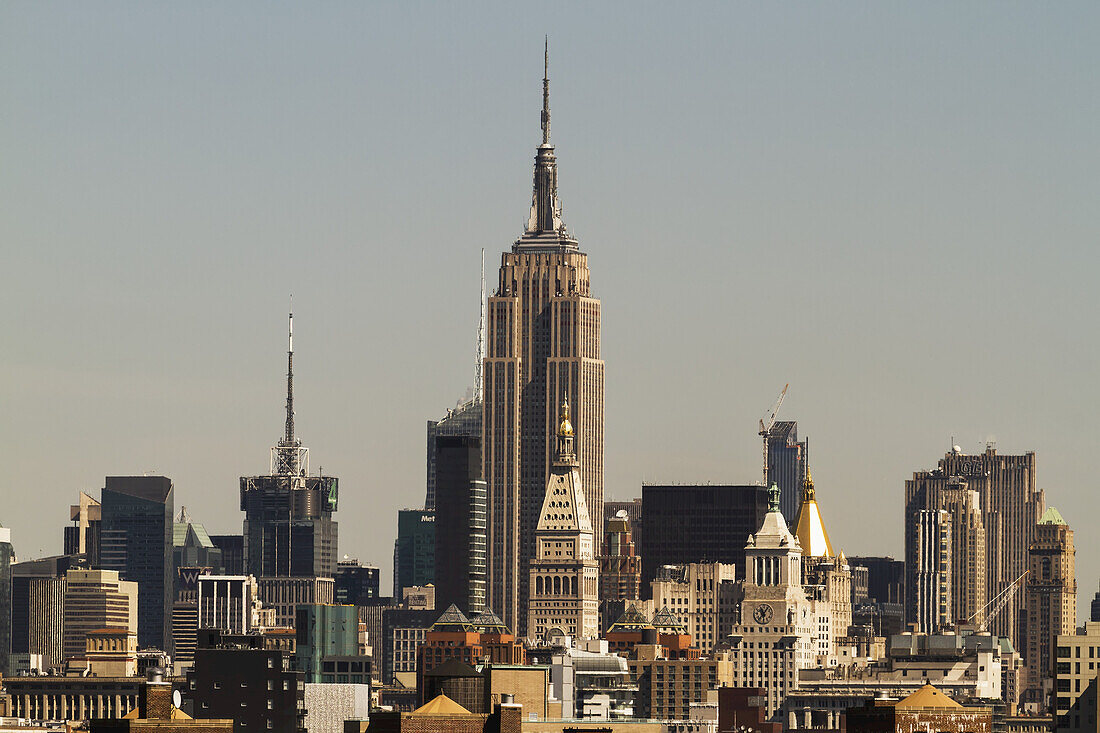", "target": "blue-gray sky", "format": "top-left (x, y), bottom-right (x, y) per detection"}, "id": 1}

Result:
top-left (3, 3), bottom-right (1098, 615)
